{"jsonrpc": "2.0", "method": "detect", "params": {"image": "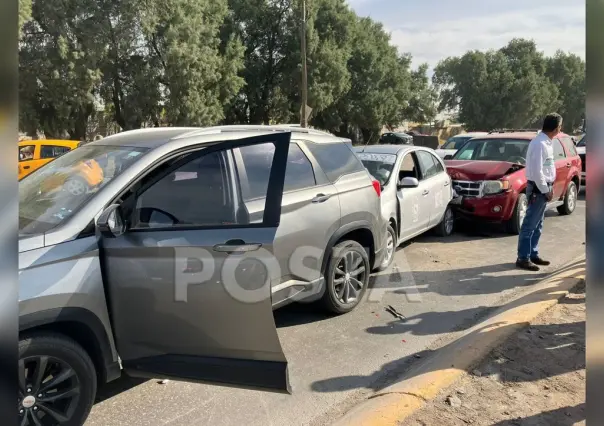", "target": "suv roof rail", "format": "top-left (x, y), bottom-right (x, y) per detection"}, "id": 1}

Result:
top-left (488, 128), bottom-right (540, 134)
top-left (173, 124), bottom-right (336, 140)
